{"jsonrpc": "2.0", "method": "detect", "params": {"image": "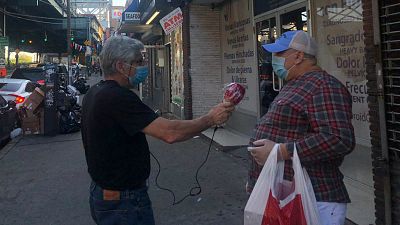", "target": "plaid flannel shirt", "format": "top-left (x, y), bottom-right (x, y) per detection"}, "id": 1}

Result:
top-left (248, 71), bottom-right (355, 203)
